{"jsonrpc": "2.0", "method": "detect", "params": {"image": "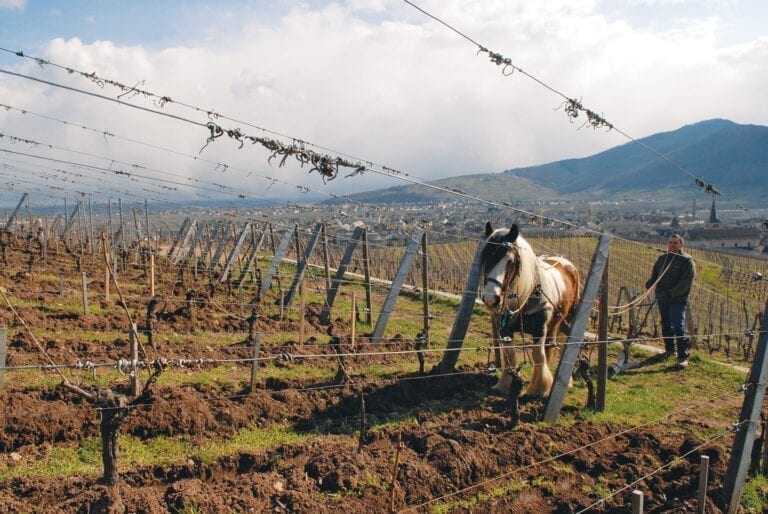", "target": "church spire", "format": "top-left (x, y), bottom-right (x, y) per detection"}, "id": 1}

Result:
top-left (708, 195), bottom-right (721, 225)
